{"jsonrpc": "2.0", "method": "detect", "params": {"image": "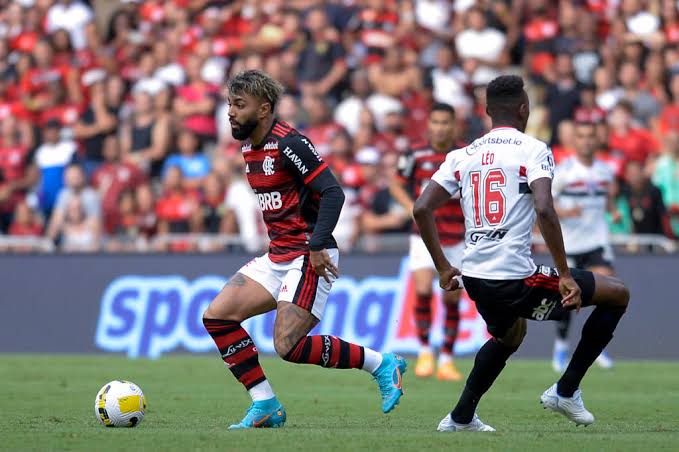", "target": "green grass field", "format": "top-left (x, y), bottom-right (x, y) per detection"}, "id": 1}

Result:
top-left (1, 355), bottom-right (678, 451)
